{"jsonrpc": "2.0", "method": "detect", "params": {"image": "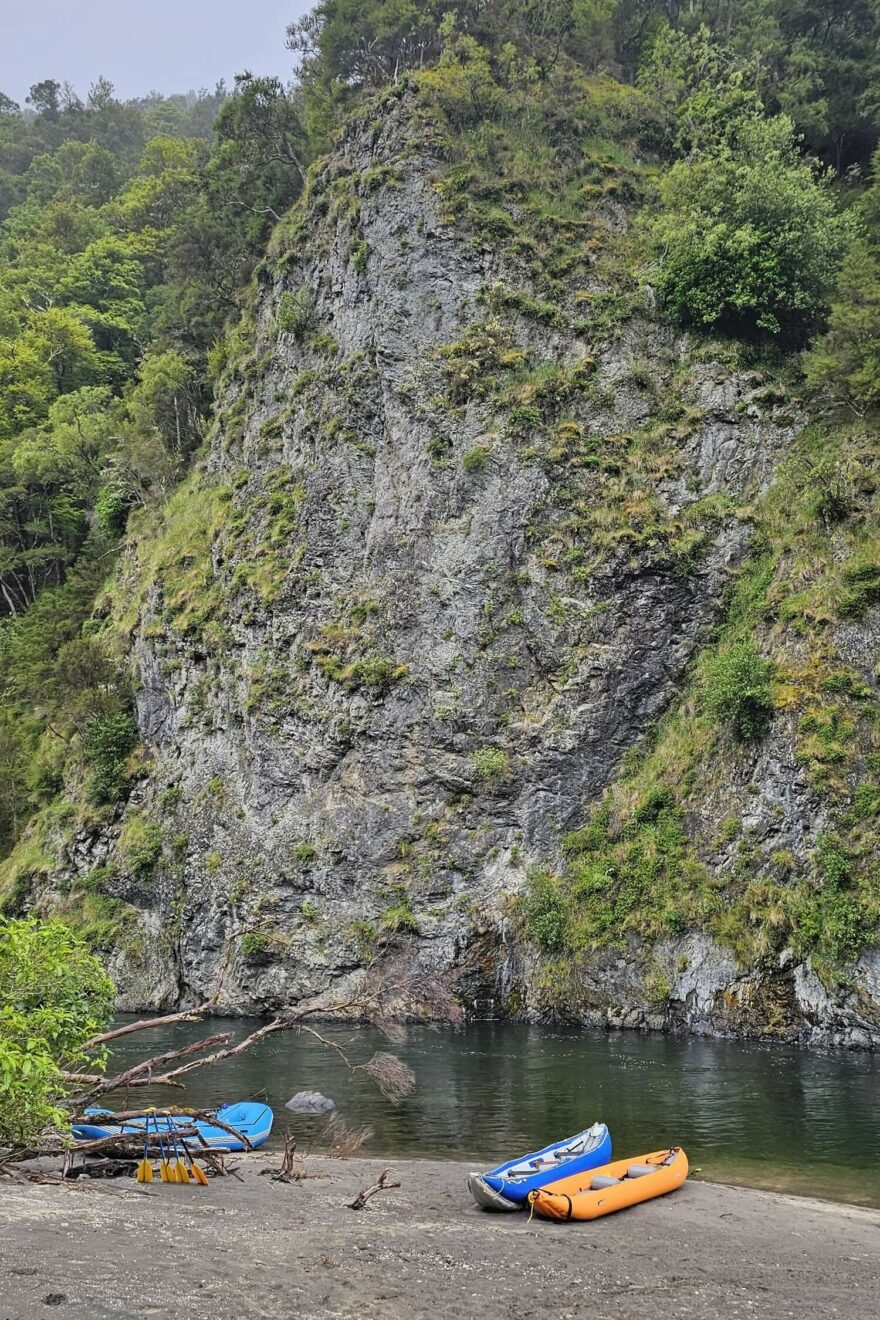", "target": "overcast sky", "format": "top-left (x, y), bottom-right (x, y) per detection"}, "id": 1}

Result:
top-left (1, 1), bottom-right (314, 106)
